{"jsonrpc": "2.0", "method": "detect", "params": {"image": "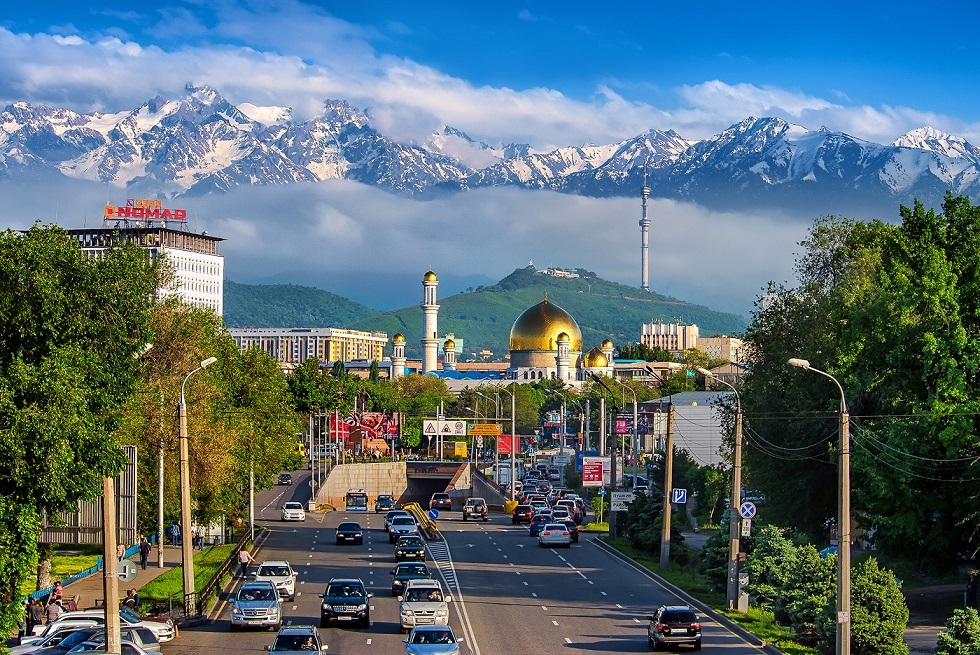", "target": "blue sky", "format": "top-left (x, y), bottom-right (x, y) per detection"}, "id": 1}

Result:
top-left (2, 1), bottom-right (978, 316)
